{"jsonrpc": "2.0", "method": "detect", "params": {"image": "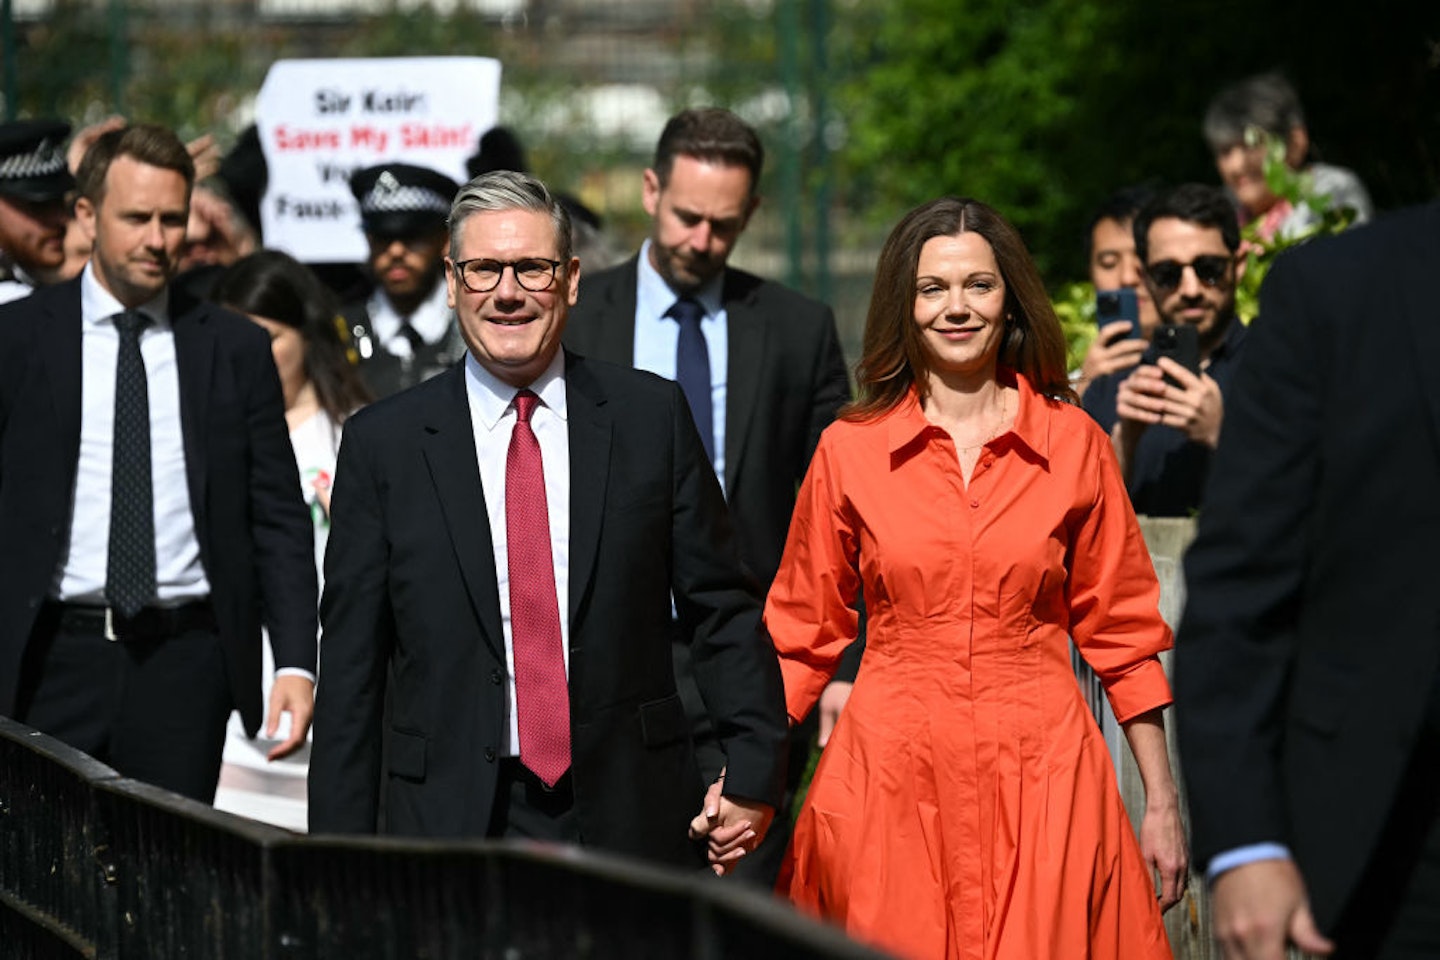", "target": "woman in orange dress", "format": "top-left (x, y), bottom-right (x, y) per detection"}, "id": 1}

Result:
top-left (767, 198), bottom-right (1187, 959)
